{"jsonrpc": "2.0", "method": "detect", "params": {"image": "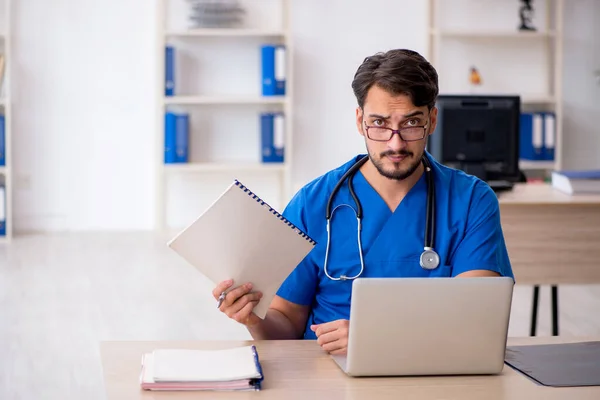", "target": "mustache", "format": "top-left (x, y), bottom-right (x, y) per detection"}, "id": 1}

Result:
top-left (381, 150), bottom-right (412, 157)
